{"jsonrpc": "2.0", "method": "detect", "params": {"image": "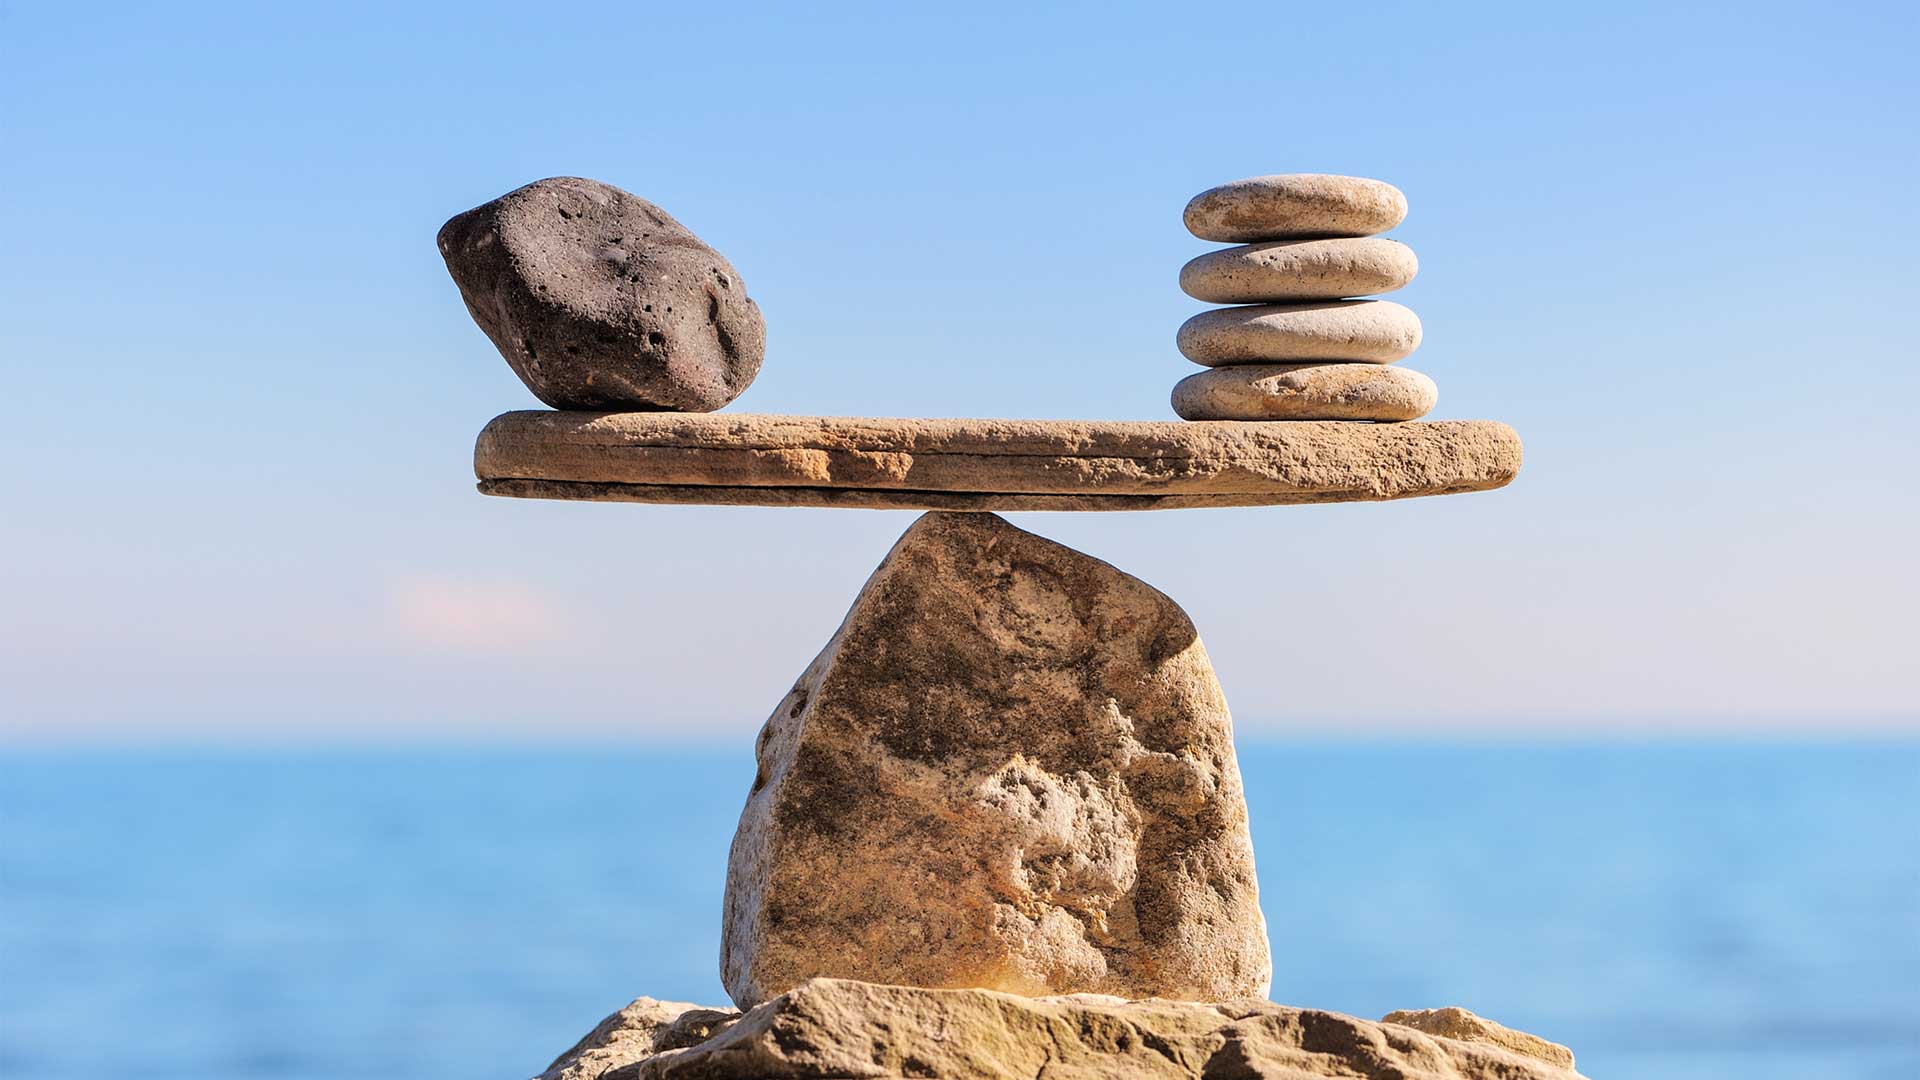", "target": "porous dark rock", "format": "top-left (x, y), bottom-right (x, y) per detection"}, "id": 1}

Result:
top-left (437, 176), bottom-right (765, 411)
top-left (720, 512), bottom-right (1271, 1009)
